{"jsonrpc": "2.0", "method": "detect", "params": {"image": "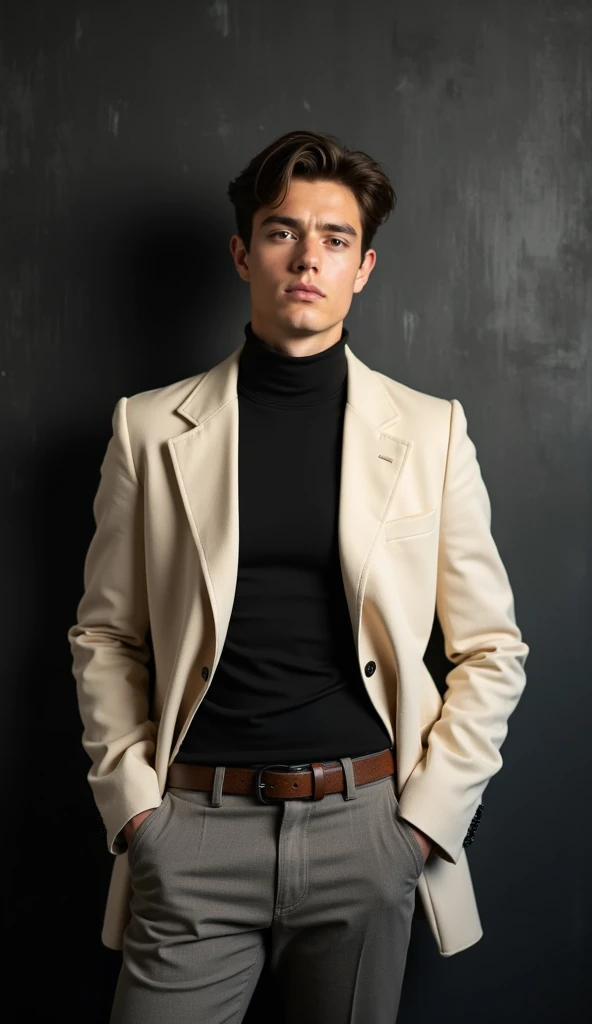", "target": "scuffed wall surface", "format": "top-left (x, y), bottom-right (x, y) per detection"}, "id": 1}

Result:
top-left (1, 1), bottom-right (588, 1020)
